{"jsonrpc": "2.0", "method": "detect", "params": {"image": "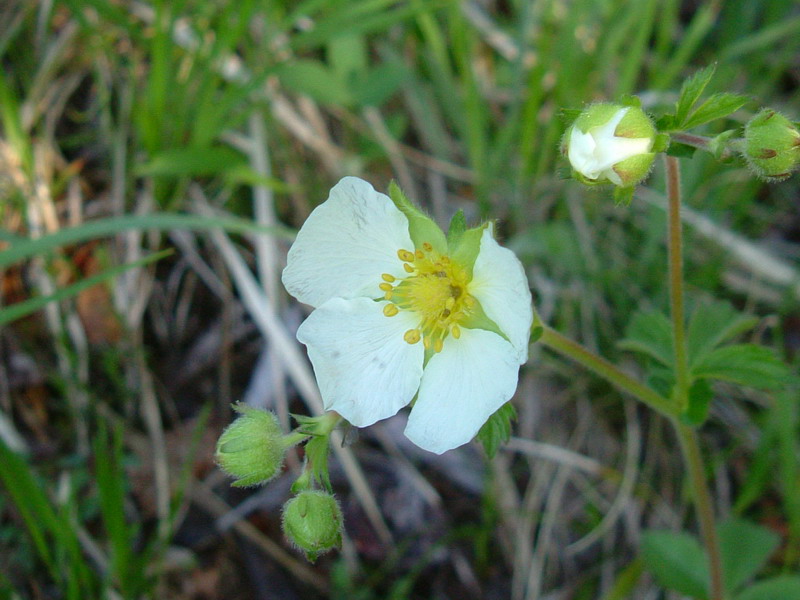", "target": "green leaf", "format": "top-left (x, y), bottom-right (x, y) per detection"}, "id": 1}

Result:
top-left (388, 181), bottom-right (447, 253)
top-left (675, 64), bottom-right (717, 127)
top-left (641, 530), bottom-right (709, 599)
top-left (136, 146), bottom-right (245, 177)
top-left (275, 60), bottom-right (353, 106)
top-left (735, 576), bottom-right (800, 600)
top-left (476, 402), bottom-right (517, 459)
top-left (691, 344), bottom-right (790, 390)
top-left (354, 62), bottom-right (411, 107)
top-left (618, 311), bottom-right (674, 368)
top-left (687, 301), bottom-right (758, 368)
top-left (666, 141), bottom-right (698, 158)
top-left (682, 93), bottom-right (749, 130)
top-left (683, 379), bottom-right (713, 426)
top-left (327, 34), bottom-right (368, 83)
top-left (718, 518), bottom-right (780, 594)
